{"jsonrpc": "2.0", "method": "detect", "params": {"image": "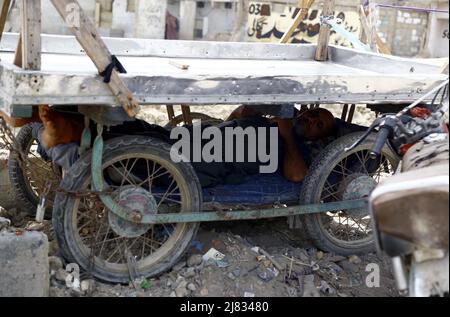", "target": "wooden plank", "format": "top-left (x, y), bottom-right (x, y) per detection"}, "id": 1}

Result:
top-left (13, 33), bottom-right (22, 67)
top-left (368, 2), bottom-right (378, 52)
top-left (375, 36), bottom-right (391, 55)
top-left (181, 105), bottom-right (193, 125)
top-left (359, 4), bottom-right (391, 55)
top-left (166, 105), bottom-right (175, 121)
top-left (359, 5), bottom-right (372, 48)
top-left (341, 104), bottom-right (348, 121)
top-left (348, 104), bottom-right (356, 123)
top-left (20, 0), bottom-right (41, 70)
top-left (95, 2), bottom-right (101, 27)
top-left (315, 0), bottom-right (335, 61)
top-left (50, 0), bottom-right (140, 117)
top-left (0, 0), bottom-right (11, 42)
top-left (179, 0), bottom-right (196, 40)
top-left (280, 0), bottom-right (315, 44)
top-left (440, 61), bottom-right (449, 74)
